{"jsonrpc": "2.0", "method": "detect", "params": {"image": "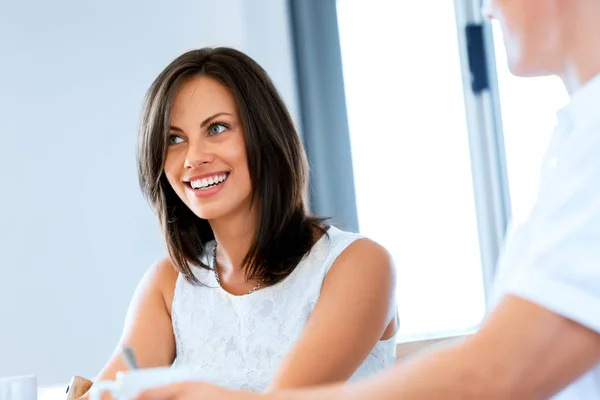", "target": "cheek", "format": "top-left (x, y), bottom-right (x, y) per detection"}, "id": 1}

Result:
top-left (163, 152), bottom-right (182, 189)
top-left (237, 150), bottom-right (252, 186)
top-left (496, 13), bottom-right (531, 72)
top-left (507, 2), bottom-right (556, 53)
top-left (227, 136), bottom-right (251, 175)
top-left (228, 145), bottom-right (253, 195)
